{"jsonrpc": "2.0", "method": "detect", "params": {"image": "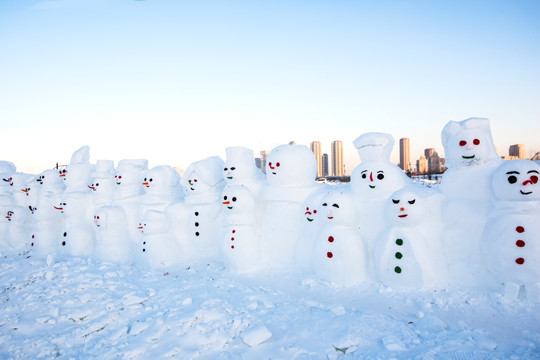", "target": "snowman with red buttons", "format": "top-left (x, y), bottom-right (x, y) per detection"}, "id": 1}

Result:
top-left (482, 159), bottom-right (540, 302)
top-left (312, 190), bottom-right (369, 287)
